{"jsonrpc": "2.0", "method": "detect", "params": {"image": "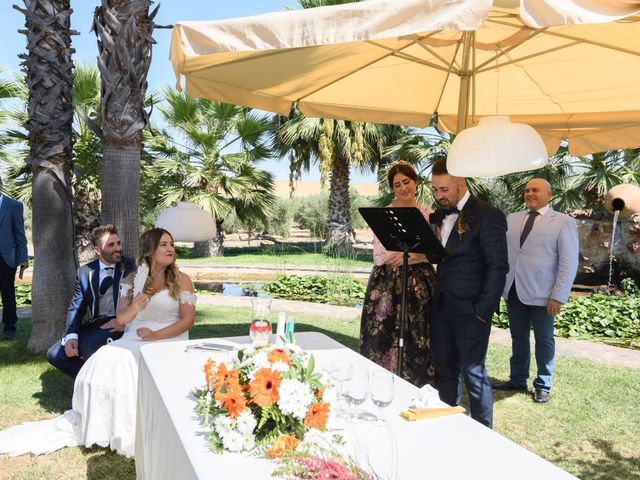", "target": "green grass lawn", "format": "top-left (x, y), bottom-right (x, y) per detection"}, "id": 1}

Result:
top-left (1, 305), bottom-right (639, 479)
top-left (176, 245), bottom-right (373, 268)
